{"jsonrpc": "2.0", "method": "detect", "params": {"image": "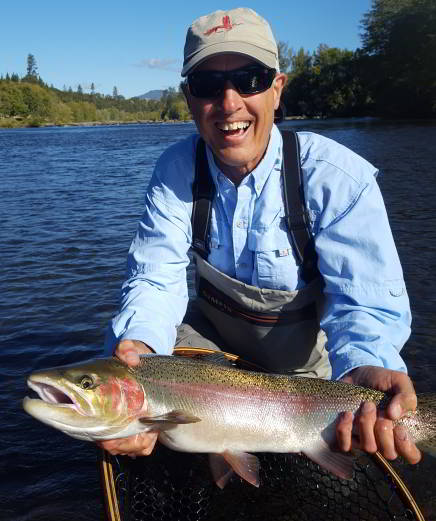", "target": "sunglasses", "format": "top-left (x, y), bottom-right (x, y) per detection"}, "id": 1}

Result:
top-left (187, 65), bottom-right (276, 99)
